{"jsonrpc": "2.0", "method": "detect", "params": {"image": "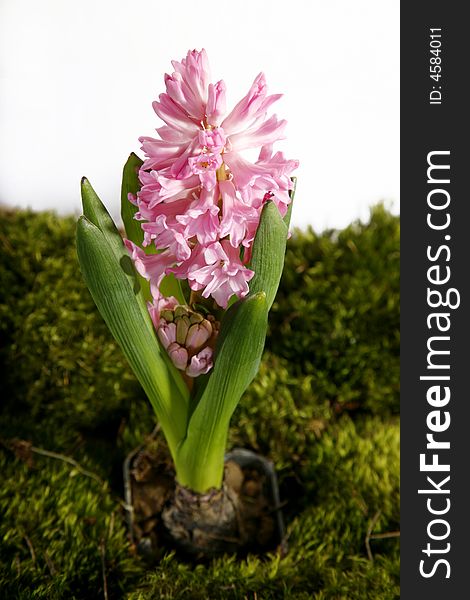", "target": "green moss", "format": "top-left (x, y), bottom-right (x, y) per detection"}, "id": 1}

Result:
top-left (0, 418), bottom-right (399, 599)
top-left (0, 451), bottom-right (142, 599)
top-left (269, 204), bottom-right (400, 416)
top-left (0, 208), bottom-right (145, 450)
top-left (229, 352), bottom-right (329, 473)
top-left (0, 205), bottom-right (399, 598)
top-left (127, 418), bottom-right (399, 600)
